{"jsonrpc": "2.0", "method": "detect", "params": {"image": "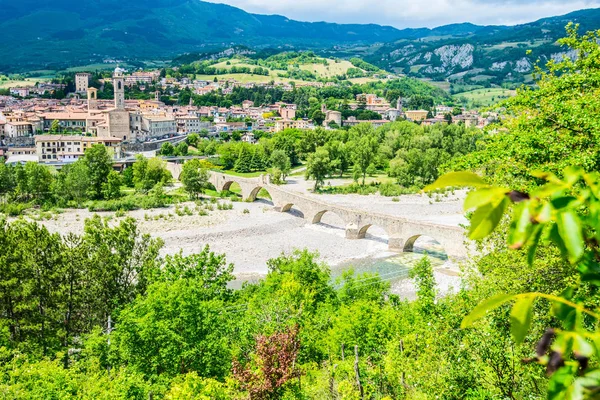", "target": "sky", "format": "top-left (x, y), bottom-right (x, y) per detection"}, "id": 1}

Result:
top-left (204, 0), bottom-right (600, 28)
